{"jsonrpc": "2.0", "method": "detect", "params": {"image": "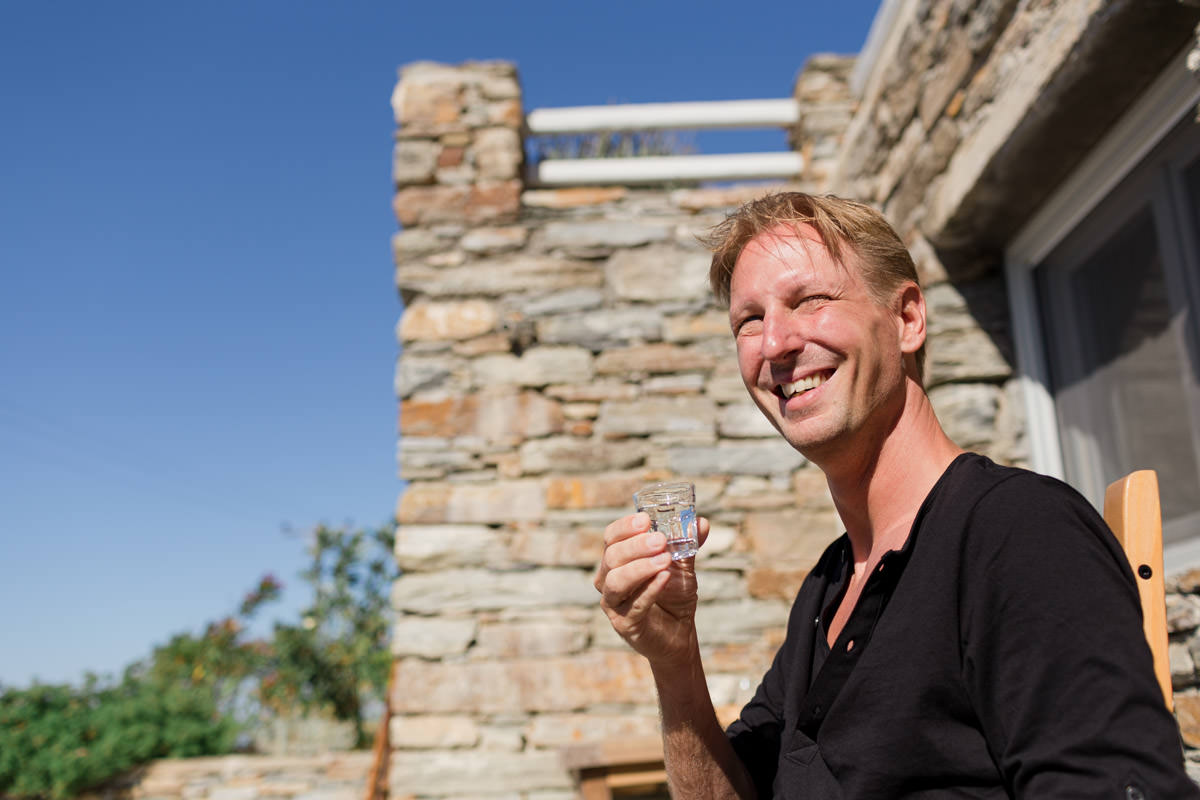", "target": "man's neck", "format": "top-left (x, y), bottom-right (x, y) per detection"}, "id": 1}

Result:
top-left (817, 380), bottom-right (964, 568)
